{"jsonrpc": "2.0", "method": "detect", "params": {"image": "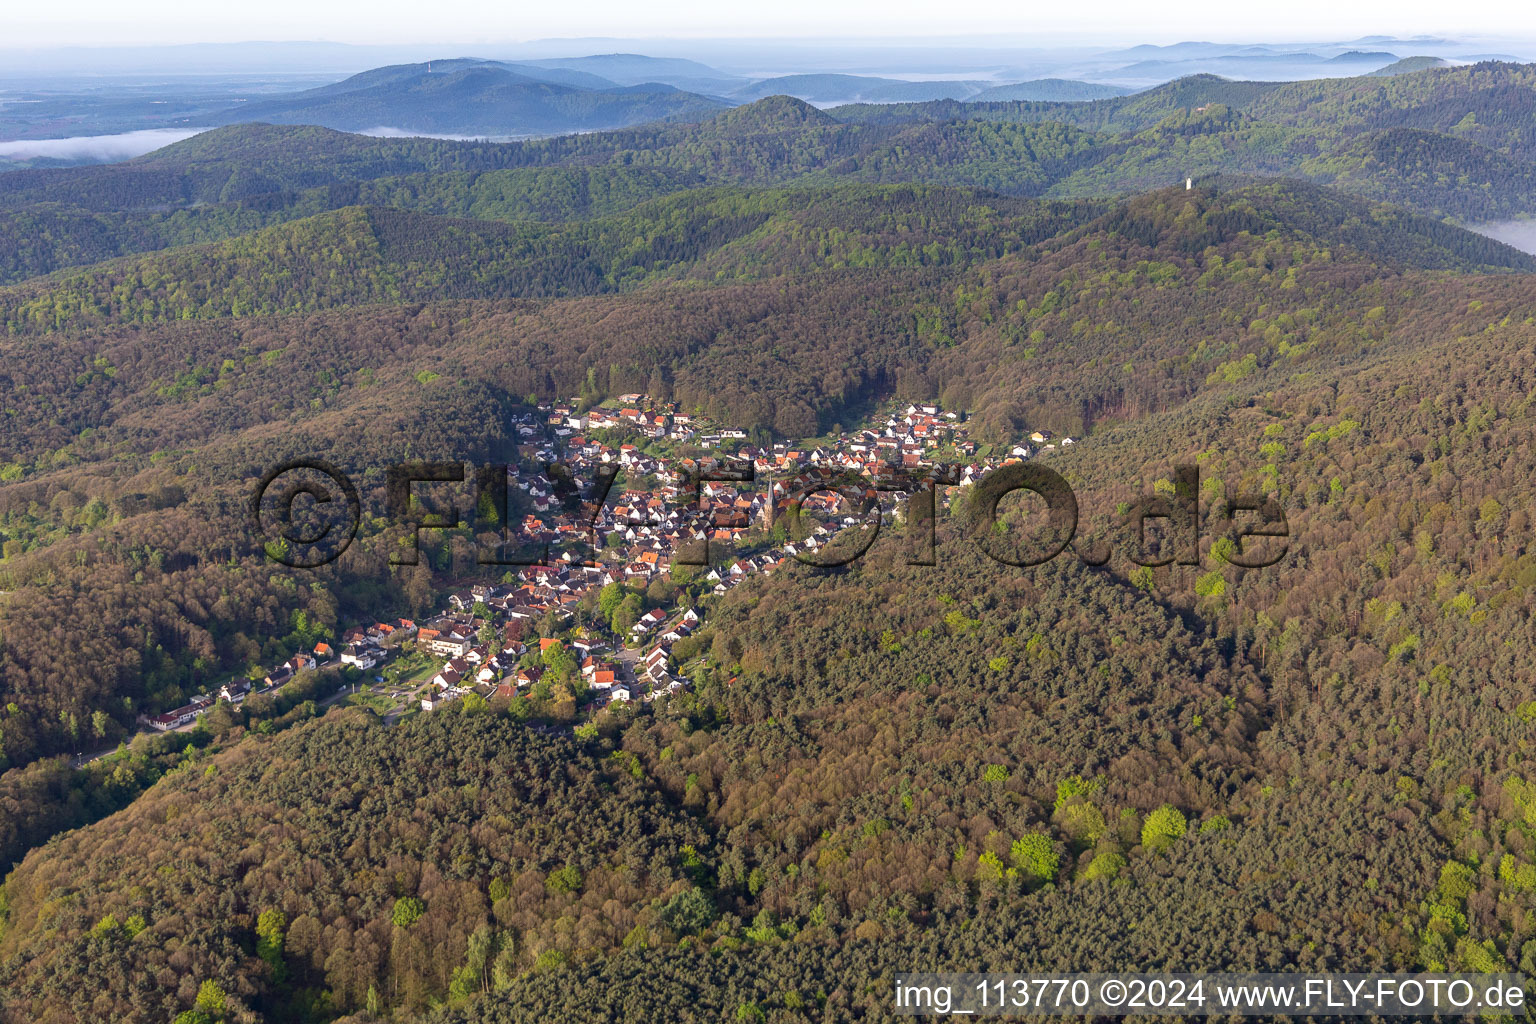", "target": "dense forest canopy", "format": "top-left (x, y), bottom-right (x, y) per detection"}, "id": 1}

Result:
top-left (4, 62), bottom-right (1536, 286)
top-left (2, 57), bottom-right (1536, 1024)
